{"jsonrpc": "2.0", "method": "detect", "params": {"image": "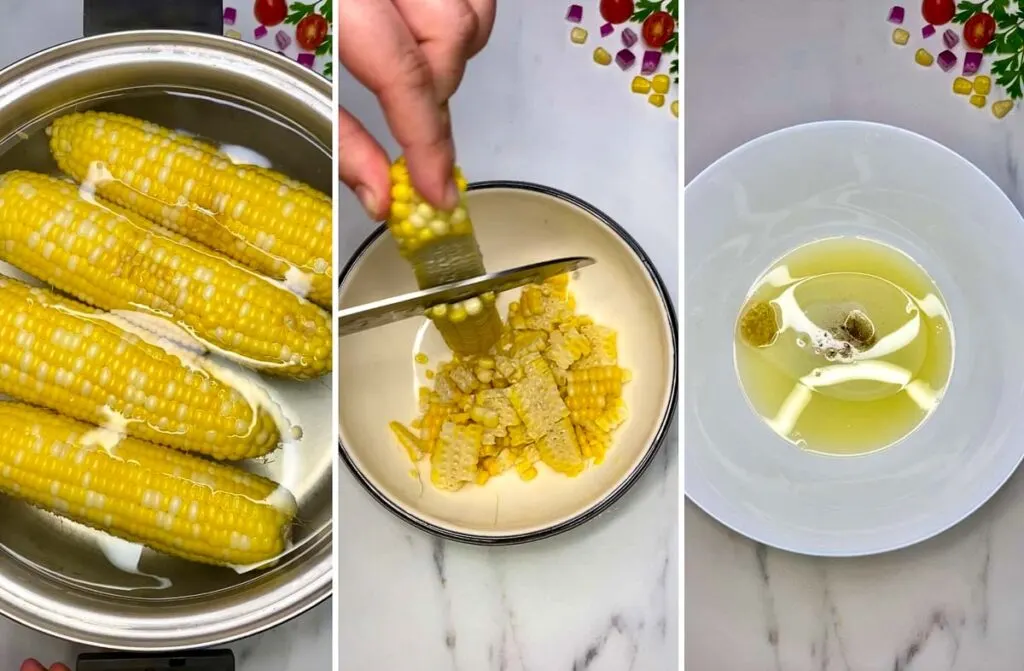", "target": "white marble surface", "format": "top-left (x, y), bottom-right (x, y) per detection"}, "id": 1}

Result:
top-left (0, 2), bottom-right (330, 668)
top-left (337, 1), bottom-right (678, 669)
top-left (685, 1), bottom-right (1024, 669)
